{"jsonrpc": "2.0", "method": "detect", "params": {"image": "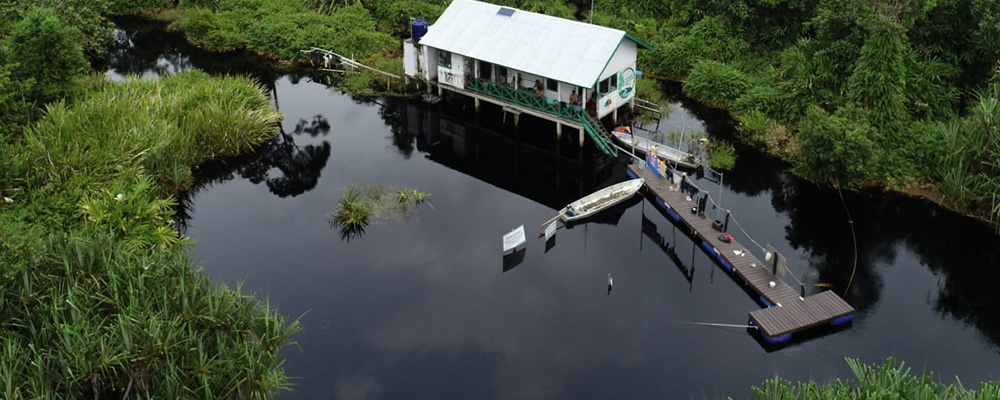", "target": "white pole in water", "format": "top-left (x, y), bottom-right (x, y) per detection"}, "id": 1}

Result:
top-left (590, 0), bottom-right (594, 23)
